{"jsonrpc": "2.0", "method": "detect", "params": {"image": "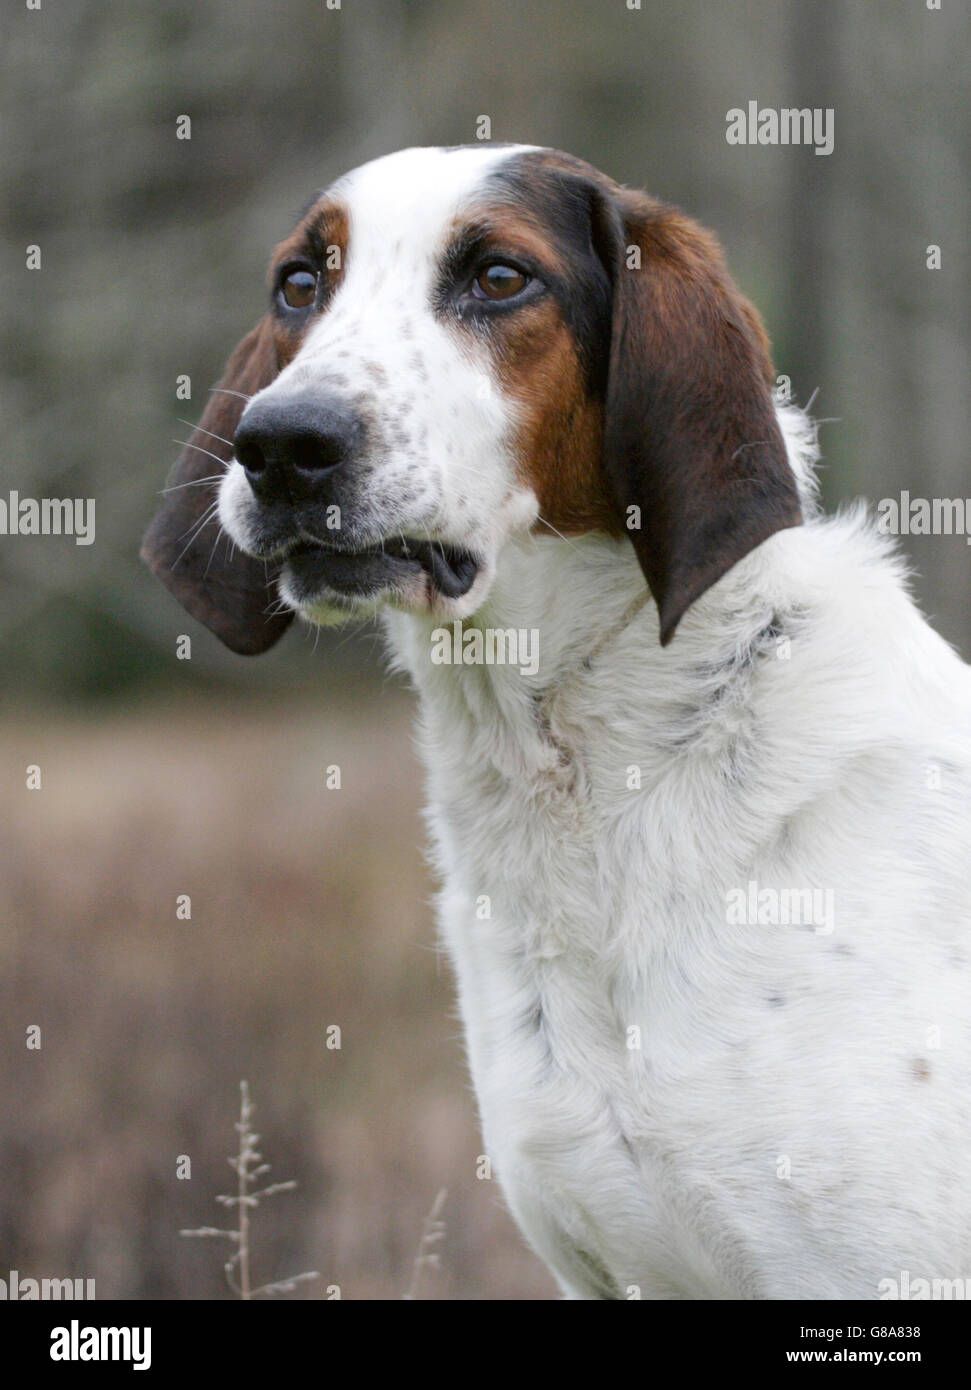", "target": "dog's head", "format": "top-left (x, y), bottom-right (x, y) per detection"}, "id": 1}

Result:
top-left (142, 145), bottom-right (801, 654)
